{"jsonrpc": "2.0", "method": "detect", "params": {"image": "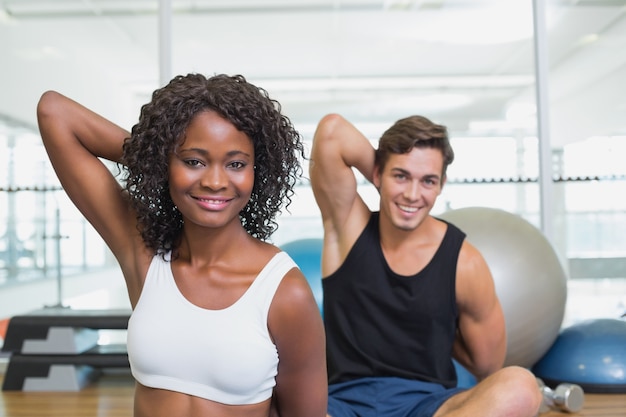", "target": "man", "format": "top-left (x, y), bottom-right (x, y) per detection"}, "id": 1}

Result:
top-left (309, 113), bottom-right (542, 417)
